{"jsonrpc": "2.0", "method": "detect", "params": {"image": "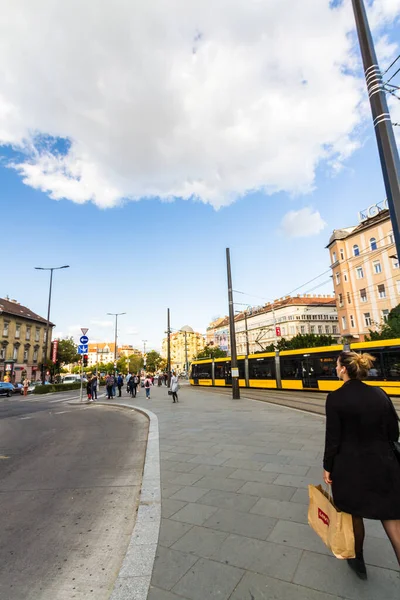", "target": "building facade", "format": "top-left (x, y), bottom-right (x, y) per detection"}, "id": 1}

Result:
top-left (327, 205), bottom-right (399, 341)
top-left (118, 345), bottom-right (142, 358)
top-left (162, 326), bottom-right (205, 373)
top-left (87, 343), bottom-right (116, 367)
top-left (208, 295), bottom-right (339, 355)
top-left (0, 297), bottom-right (53, 382)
